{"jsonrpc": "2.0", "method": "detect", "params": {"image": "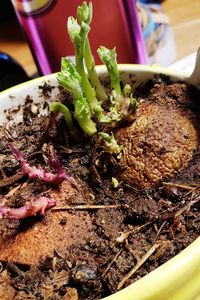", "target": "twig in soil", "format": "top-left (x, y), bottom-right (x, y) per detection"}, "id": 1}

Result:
top-left (13, 294), bottom-right (35, 300)
top-left (174, 196), bottom-right (200, 219)
top-left (5, 182), bottom-right (28, 198)
top-left (0, 171), bottom-right (24, 188)
top-left (52, 204), bottom-right (120, 211)
top-left (150, 240), bottom-right (172, 261)
top-left (184, 185), bottom-right (200, 197)
top-left (153, 223), bottom-right (158, 233)
top-left (115, 220), bottom-right (154, 244)
top-left (152, 221), bottom-right (167, 244)
top-left (101, 248), bottom-right (123, 278)
top-left (124, 240), bottom-right (141, 262)
top-left (38, 188), bottom-right (53, 198)
top-left (168, 195), bottom-right (200, 239)
top-left (162, 182), bottom-right (199, 190)
top-left (117, 242), bottom-right (161, 290)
